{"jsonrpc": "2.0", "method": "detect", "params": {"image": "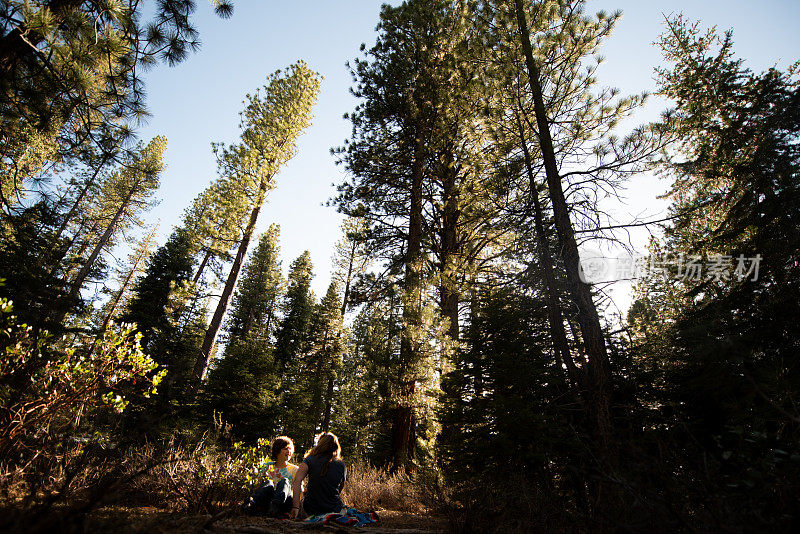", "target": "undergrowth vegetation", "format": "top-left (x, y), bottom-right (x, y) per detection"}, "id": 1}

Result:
top-left (0, 423), bottom-right (436, 533)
